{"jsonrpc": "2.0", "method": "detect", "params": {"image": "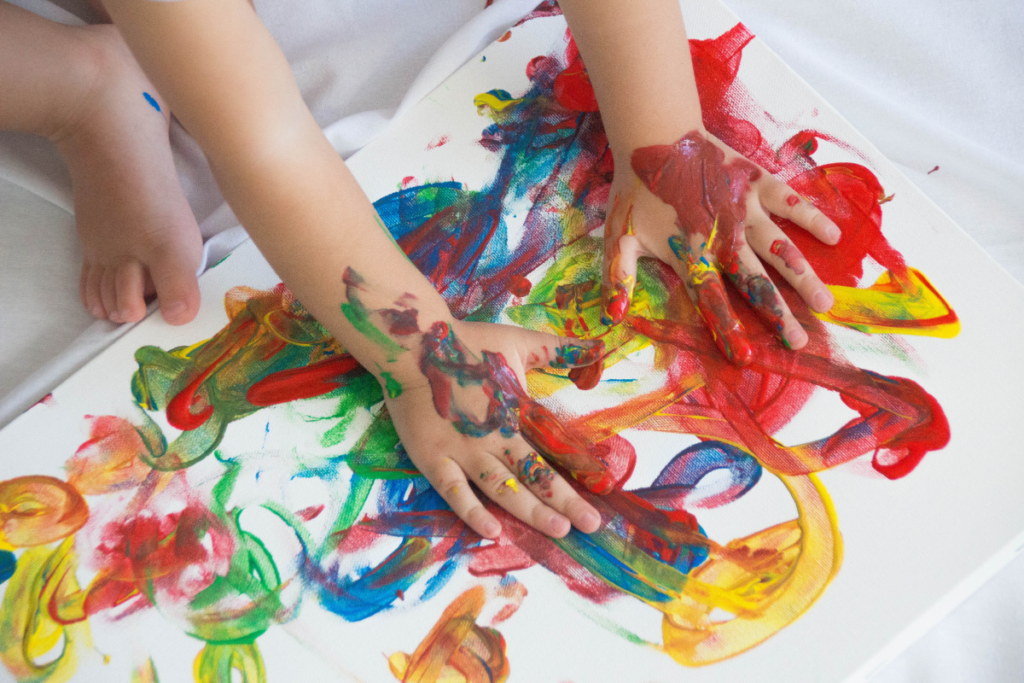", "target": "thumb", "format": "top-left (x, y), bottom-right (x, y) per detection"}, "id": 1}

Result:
top-left (518, 329), bottom-right (606, 391)
top-left (600, 197), bottom-right (642, 326)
